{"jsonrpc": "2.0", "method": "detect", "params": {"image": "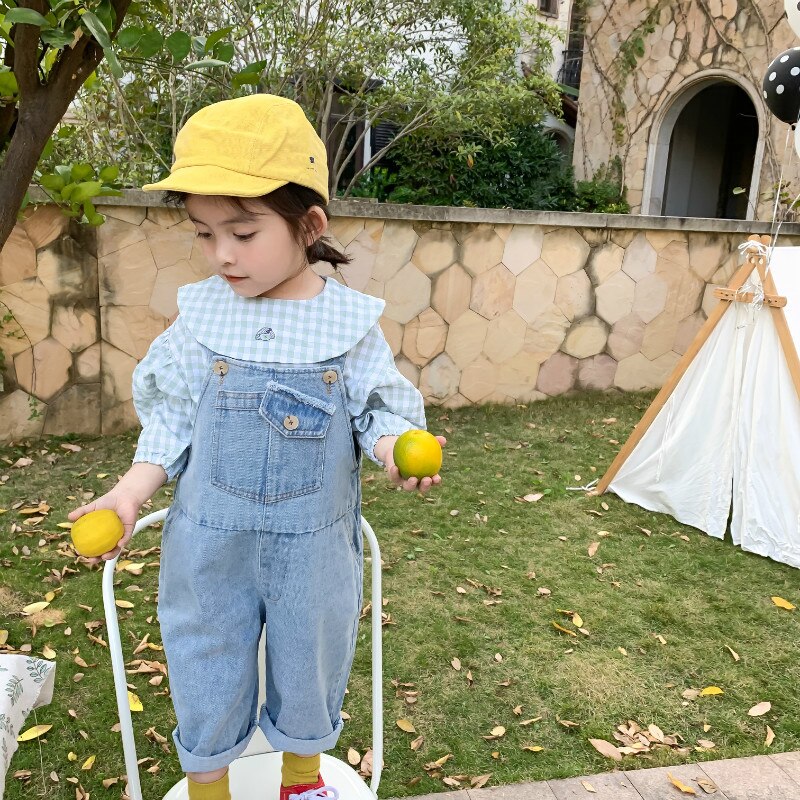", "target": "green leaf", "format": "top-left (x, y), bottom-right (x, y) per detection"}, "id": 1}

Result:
top-left (191, 34), bottom-right (206, 55)
top-left (95, 0), bottom-right (115, 33)
top-left (54, 165), bottom-right (72, 181)
top-left (68, 180), bottom-right (103, 203)
top-left (185, 58), bottom-right (229, 70)
top-left (0, 70), bottom-right (18, 97)
top-left (83, 70), bottom-right (98, 90)
top-left (136, 29), bottom-right (163, 58)
top-left (40, 173), bottom-right (65, 192)
top-left (70, 163), bottom-right (93, 182)
top-left (165, 30), bottom-right (191, 61)
top-left (40, 138), bottom-right (54, 159)
top-left (214, 41), bottom-right (234, 63)
top-left (232, 73), bottom-right (260, 88)
top-left (99, 165), bottom-right (119, 182)
top-left (83, 200), bottom-right (105, 226)
top-left (104, 46), bottom-right (123, 78)
top-left (80, 11), bottom-right (111, 49)
top-left (4, 8), bottom-right (51, 27)
top-left (97, 187), bottom-right (124, 197)
top-left (238, 59), bottom-right (267, 75)
top-left (204, 26), bottom-right (232, 53)
top-left (116, 26), bottom-right (143, 49)
top-left (40, 26), bottom-right (73, 47)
